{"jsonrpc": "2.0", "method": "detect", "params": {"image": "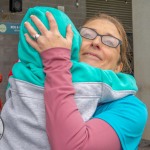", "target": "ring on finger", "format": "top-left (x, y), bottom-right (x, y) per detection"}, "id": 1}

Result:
top-left (33, 33), bottom-right (40, 41)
